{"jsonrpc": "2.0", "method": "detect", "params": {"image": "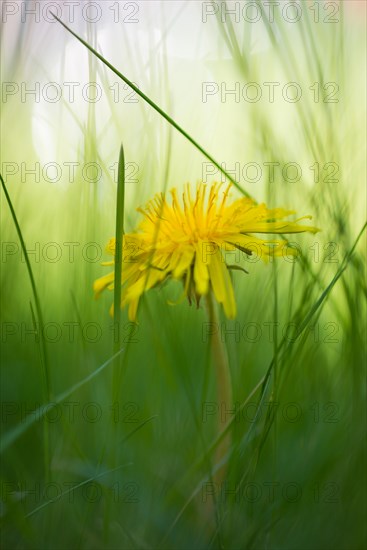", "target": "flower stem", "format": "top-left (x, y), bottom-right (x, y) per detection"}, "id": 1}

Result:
top-left (206, 291), bottom-right (233, 485)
